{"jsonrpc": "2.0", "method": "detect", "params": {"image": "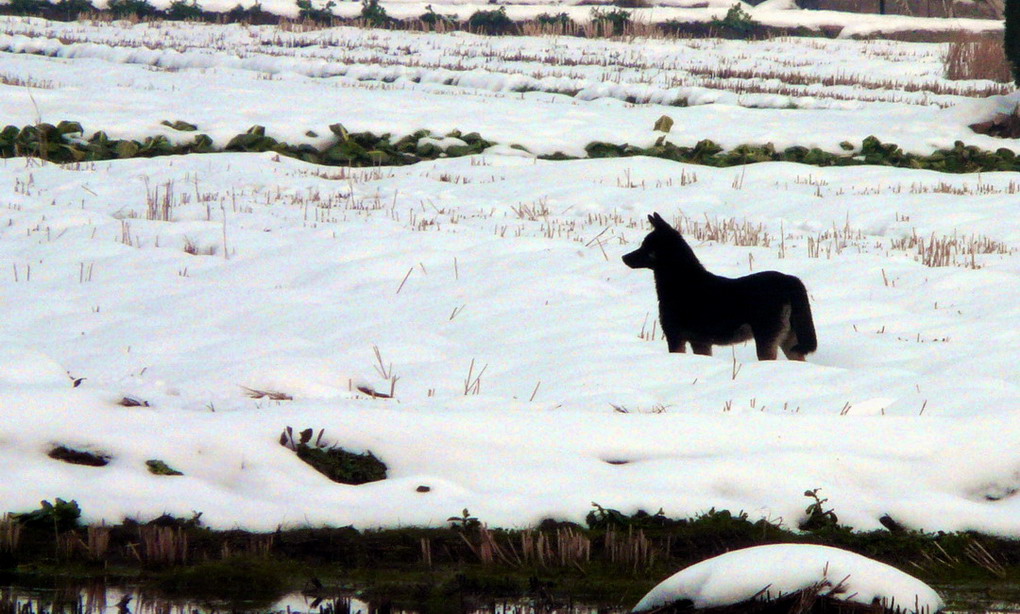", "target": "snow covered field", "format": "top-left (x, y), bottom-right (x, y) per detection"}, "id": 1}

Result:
top-left (0, 17), bottom-right (1018, 535)
top-left (0, 17), bottom-right (1016, 153)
